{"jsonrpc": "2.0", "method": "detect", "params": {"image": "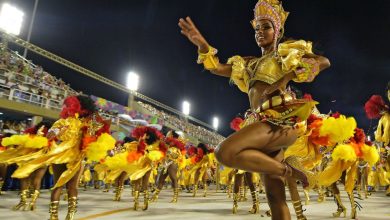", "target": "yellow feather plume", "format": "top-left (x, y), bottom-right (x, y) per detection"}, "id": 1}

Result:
top-left (147, 150), bottom-right (163, 162)
top-left (178, 157), bottom-right (186, 170)
top-left (104, 152), bottom-right (128, 170)
top-left (85, 133), bottom-right (116, 162)
top-left (24, 136), bottom-right (49, 148)
top-left (331, 144), bottom-right (357, 162)
top-left (319, 115), bottom-right (356, 144)
top-left (361, 144), bottom-right (379, 166)
top-left (1, 134), bottom-right (29, 146)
